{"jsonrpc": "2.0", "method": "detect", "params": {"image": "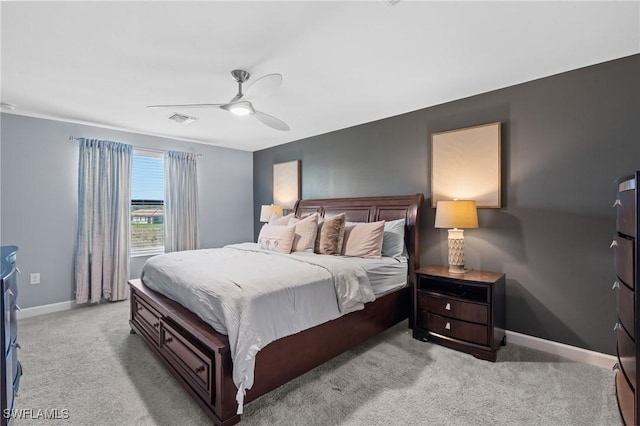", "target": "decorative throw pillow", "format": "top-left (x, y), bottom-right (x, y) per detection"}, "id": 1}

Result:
top-left (288, 213), bottom-right (319, 252)
top-left (268, 213), bottom-right (293, 226)
top-left (315, 213), bottom-right (346, 255)
top-left (342, 221), bottom-right (385, 258)
top-left (257, 224), bottom-right (295, 254)
top-left (381, 218), bottom-right (406, 258)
